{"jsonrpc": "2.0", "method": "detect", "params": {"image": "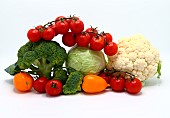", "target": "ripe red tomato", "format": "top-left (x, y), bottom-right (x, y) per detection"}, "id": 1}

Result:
top-left (62, 32), bottom-right (76, 47)
top-left (90, 36), bottom-right (105, 51)
top-left (45, 80), bottom-right (63, 96)
top-left (70, 19), bottom-right (84, 33)
top-left (76, 32), bottom-right (91, 47)
top-left (27, 29), bottom-right (41, 42)
top-left (104, 42), bottom-right (118, 56)
top-left (110, 76), bottom-right (125, 92)
top-left (42, 27), bottom-right (55, 41)
top-left (67, 16), bottom-right (79, 24)
top-left (55, 16), bottom-right (66, 22)
top-left (99, 72), bottom-right (111, 84)
top-left (102, 33), bottom-right (113, 43)
top-left (85, 27), bottom-right (98, 38)
top-left (33, 77), bottom-right (49, 93)
top-left (49, 24), bottom-right (58, 36)
top-left (125, 78), bottom-right (142, 94)
top-left (55, 20), bottom-right (69, 34)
